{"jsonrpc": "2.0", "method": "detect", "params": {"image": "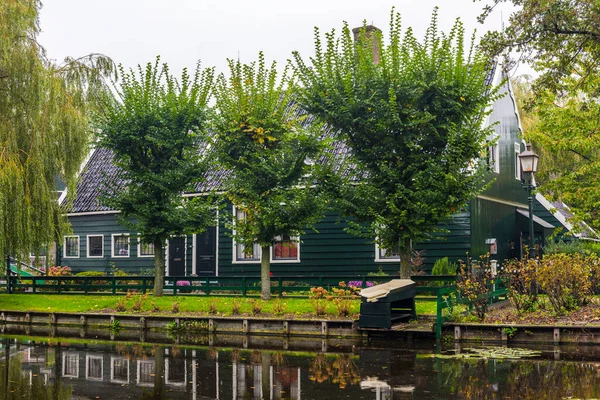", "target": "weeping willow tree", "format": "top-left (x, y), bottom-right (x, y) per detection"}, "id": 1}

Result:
top-left (0, 0), bottom-right (115, 264)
